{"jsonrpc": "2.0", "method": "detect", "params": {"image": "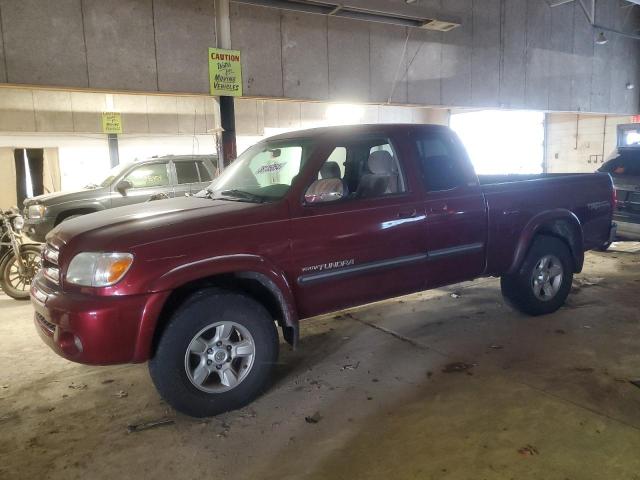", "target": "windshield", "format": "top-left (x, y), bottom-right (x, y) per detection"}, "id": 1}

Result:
top-left (599, 149), bottom-right (640, 177)
top-left (99, 162), bottom-right (132, 187)
top-left (203, 138), bottom-right (313, 202)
